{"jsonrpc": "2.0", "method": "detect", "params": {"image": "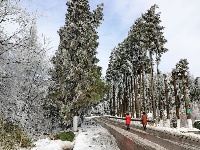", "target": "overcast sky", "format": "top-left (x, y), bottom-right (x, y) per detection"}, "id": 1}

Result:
top-left (21, 0), bottom-right (200, 78)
